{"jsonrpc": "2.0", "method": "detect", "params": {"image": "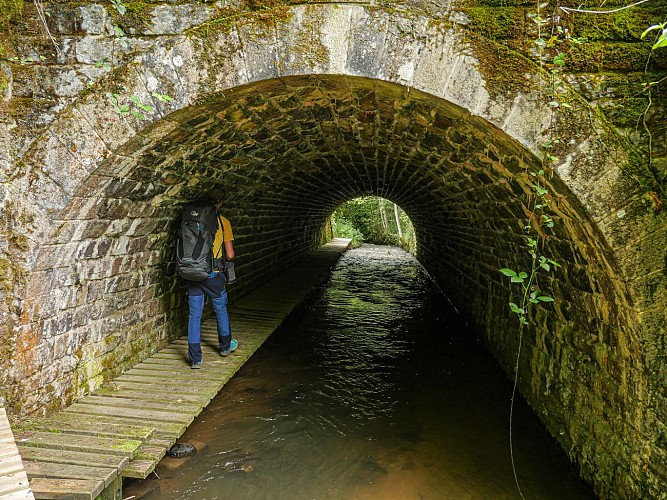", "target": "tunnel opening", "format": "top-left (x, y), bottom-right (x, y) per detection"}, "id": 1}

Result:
top-left (331, 196), bottom-right (416, 253)
top-left (8, 73), bottom-right (644, 496)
